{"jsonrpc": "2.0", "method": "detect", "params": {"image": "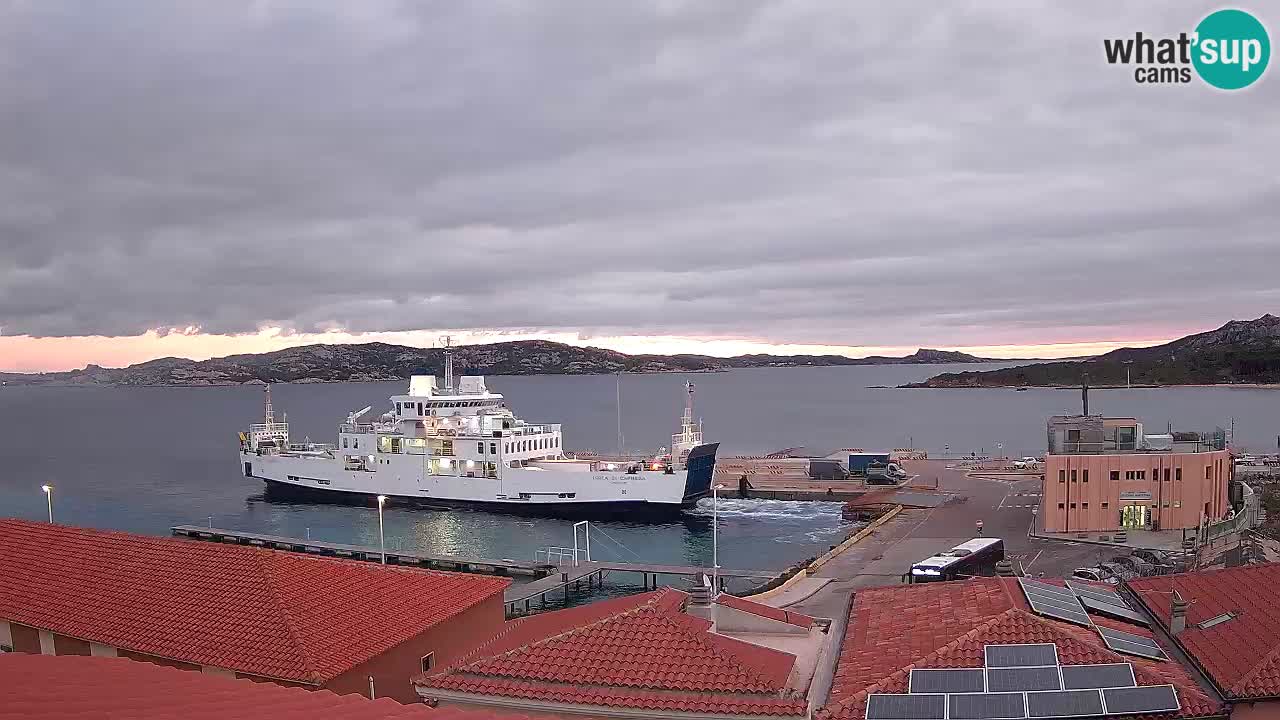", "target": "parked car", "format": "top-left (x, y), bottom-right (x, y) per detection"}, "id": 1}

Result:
top-left (1098, 562), bottom-right (1138, 582)
top-left (1129, 549), bottom-right (1167, 565)
top-left (1072, 567), bottom-right (1118, 584)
